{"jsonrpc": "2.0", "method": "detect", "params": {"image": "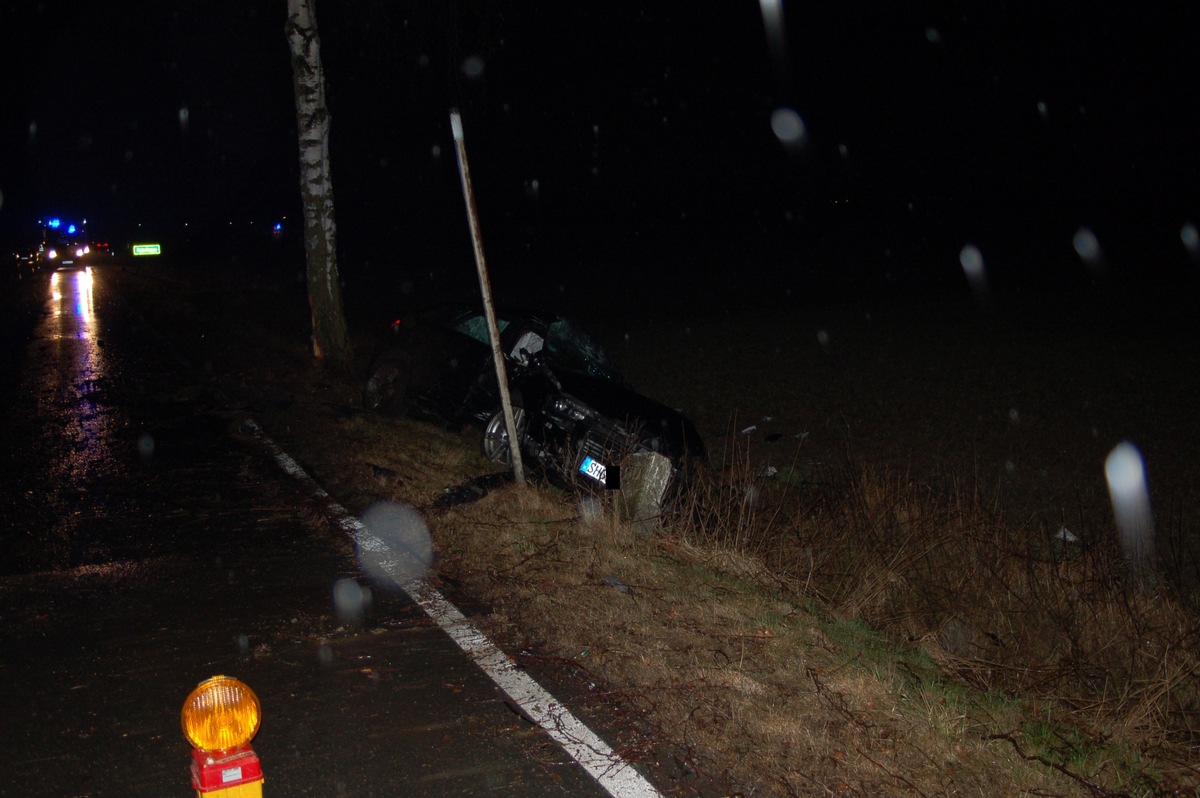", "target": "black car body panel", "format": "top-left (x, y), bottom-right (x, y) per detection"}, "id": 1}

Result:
top-left (366, 303), bottom-right (705, 488)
